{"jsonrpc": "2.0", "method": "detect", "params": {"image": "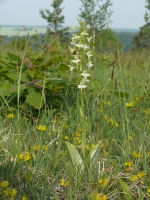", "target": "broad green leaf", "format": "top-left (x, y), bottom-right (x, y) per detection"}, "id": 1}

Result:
top-left (5, 72), bottom-right (29, 83)
top-left (65, 141), bottom-right (84, 175)
top-left (117, 178), bottom-right (133, 200)
top-left (0, 59), bottom-right (15, 68)
top-left (0, 83), bottom-right (19, 96)
top-left (58, 71), bottom-right (72, 78)
top-left (90, 141), bottom-right (101, 167)
top-left (28, 69), bottom-right (37, 79)
top-left (7, 52), bottom-right (21, 62)
top-left (5, 72), bottom-right (18, 80)
top-left (58, 64), bottom-right (70, 72)
top-left (26, 89), bottom-right (43, 109)
top-left (41, 56), bottom-right (63, 68)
